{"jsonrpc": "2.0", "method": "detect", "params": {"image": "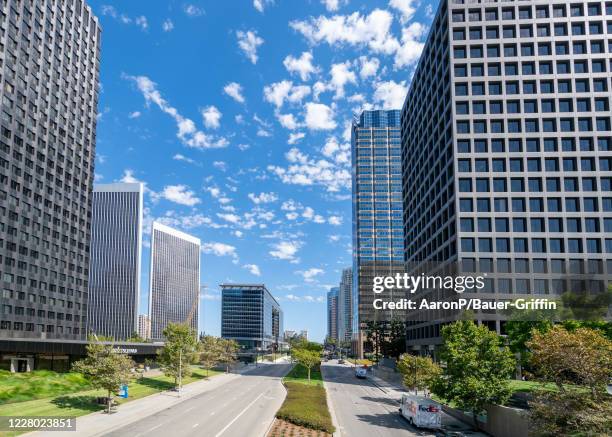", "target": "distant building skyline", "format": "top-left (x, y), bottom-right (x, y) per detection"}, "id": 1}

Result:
top-left (149, 222), bottom-right (200, 340)
top-left (337, 267), bottom-right (353, 343)
top-left (87, 183), bottom-right (143, 341)
top-left (221, 284), bottom-right (283, 350)
top-left (327, 287), bottom-right (339, 341)
top-left (138, 314), bottom-right (151, 340)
